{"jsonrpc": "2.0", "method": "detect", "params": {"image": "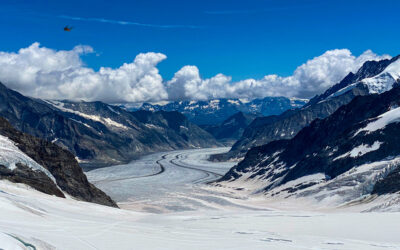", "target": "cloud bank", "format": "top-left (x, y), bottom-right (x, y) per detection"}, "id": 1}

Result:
top-left (0, 43), bottom-right (390, 103)
top-left (0, 43), bottom-right (167, 102)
